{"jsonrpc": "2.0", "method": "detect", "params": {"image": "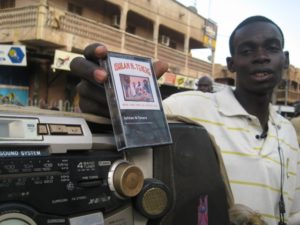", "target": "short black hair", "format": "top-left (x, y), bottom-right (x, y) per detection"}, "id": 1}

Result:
top-left (229, 15), bottom-right (285, 55)
top-left (197, 76), bottom-right (212, 85)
